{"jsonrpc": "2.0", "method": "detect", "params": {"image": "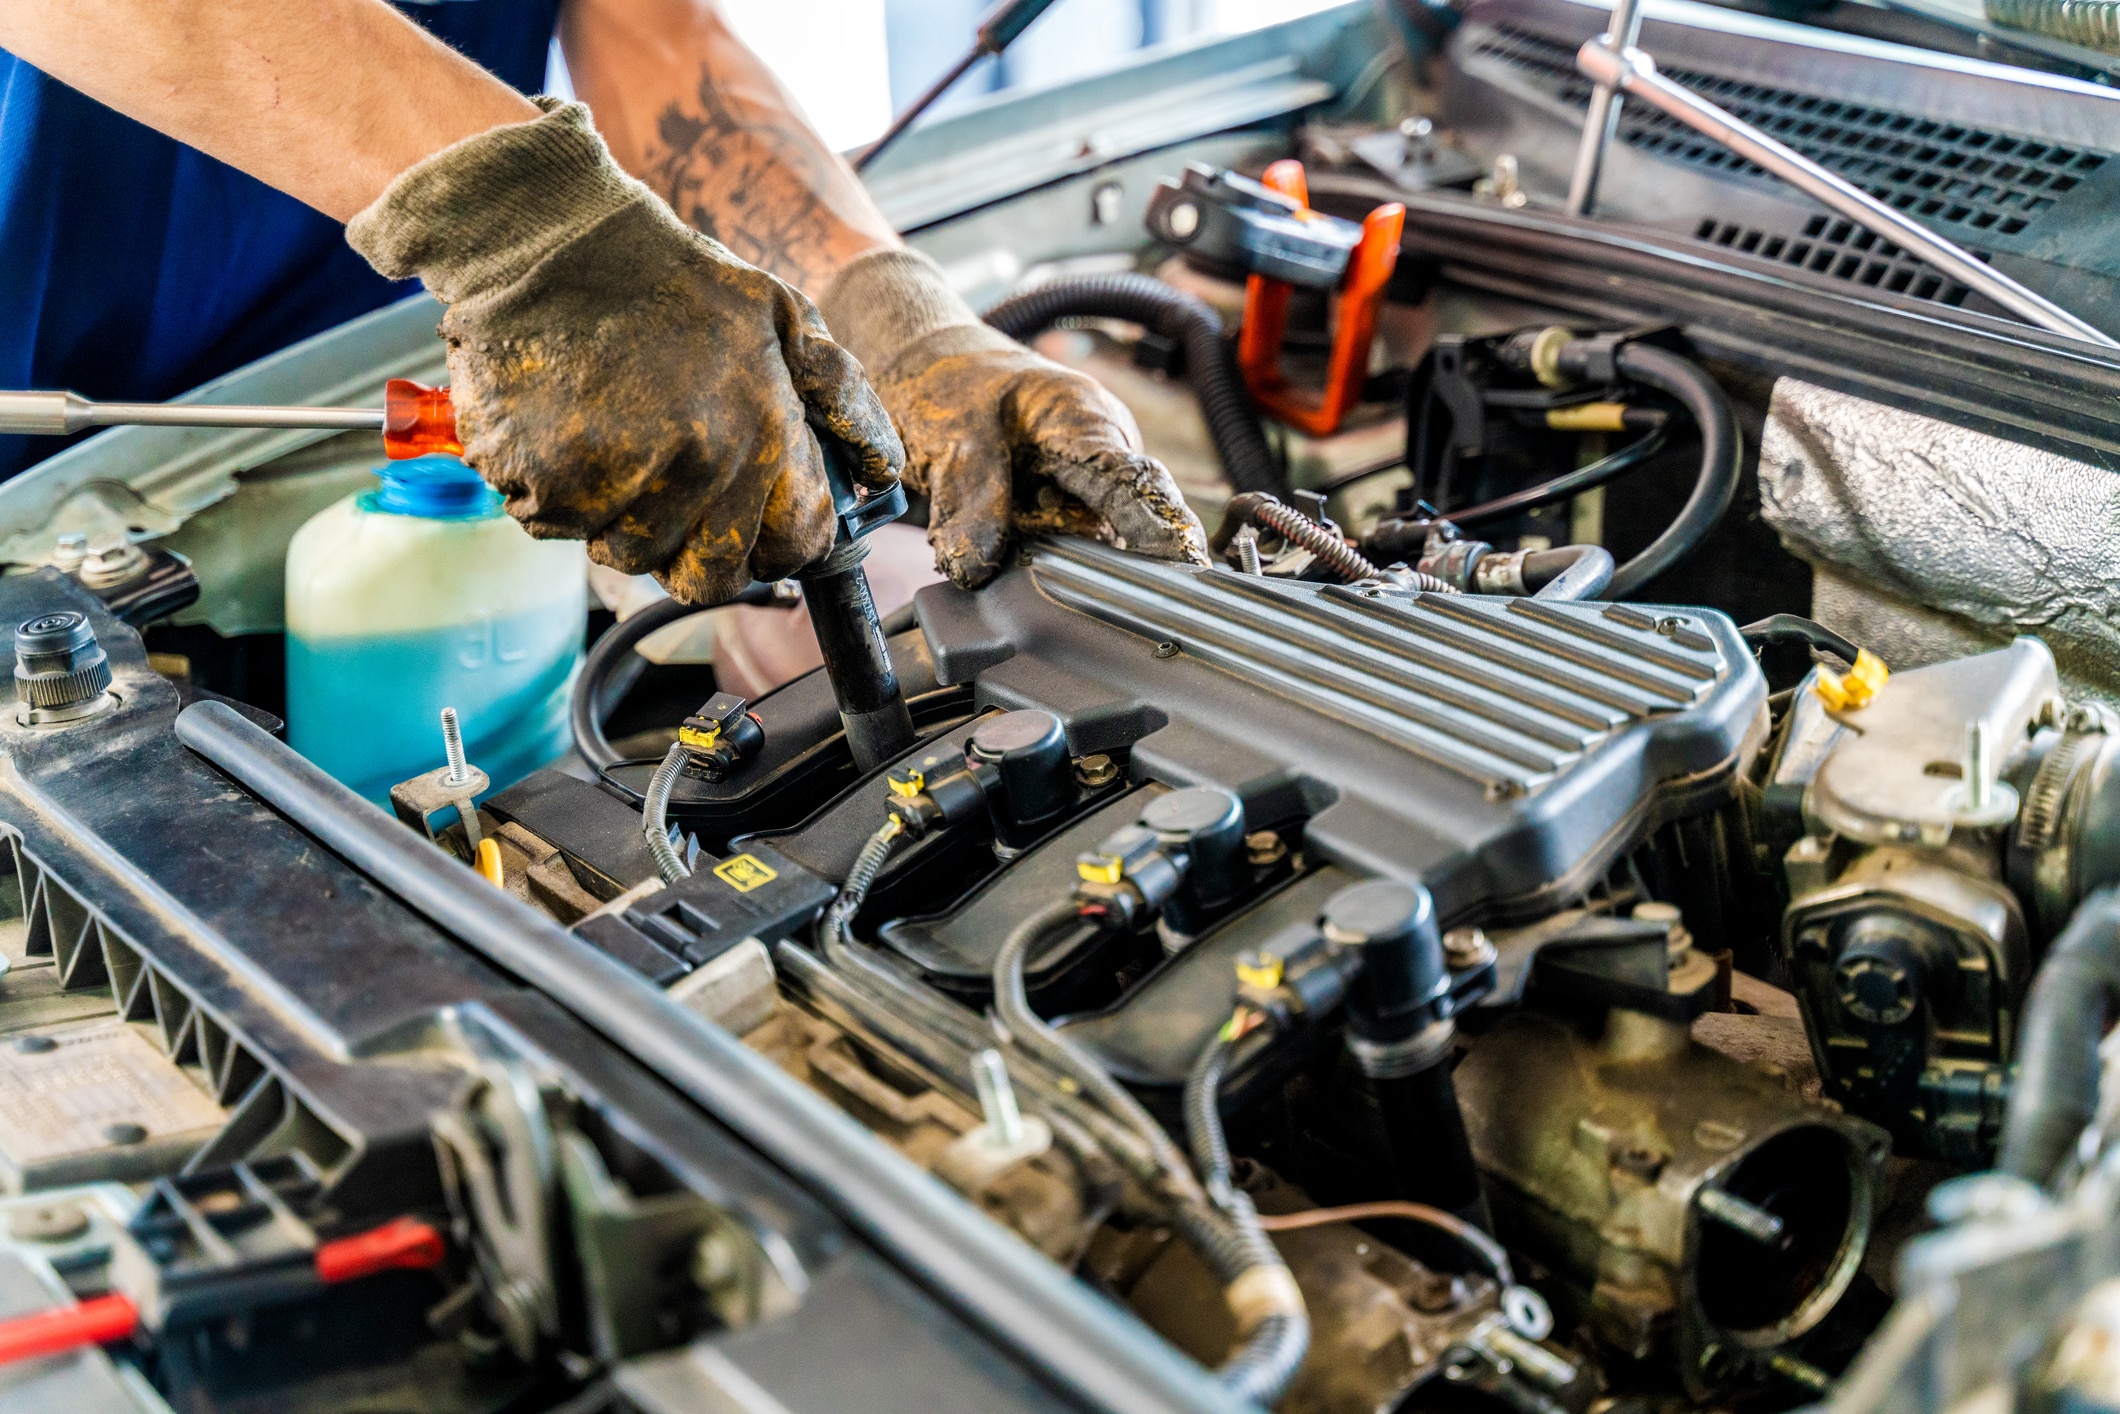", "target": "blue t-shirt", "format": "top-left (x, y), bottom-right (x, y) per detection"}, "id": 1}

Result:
top-left (0, 0), bottom-right (562, 482)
